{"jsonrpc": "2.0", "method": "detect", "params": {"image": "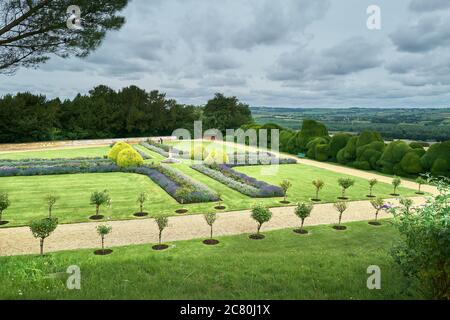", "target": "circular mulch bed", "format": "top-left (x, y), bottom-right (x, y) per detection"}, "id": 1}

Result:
top-left (249, 234), bottom-right (265, 240)
top-left (280, 201), bottom-right (291, 204)
top-left (215, 206), bottom-right (226, 210)
top-left (333, 225), bottom-right (347, 231)
top-left (94, 249), bottom-right (113, 256)
top-left (175, 209), bottom-right (188, 214)
top-left (0, 221), bottom-right (10, 226)
top-left (416, 192), bottom-right (425, 195)
top-left (369, 221), bottom-right (382, 226)
top-left (311, 198), bottom-right (322, 202)
top-left (89, 215), bottom-right (104, 220)
top-left (203, 239), bottom-right (220, 245)
top-left (293, 229), bottom-right (309, 235)
top-left (133, 212), bottom-right (149, 217)
top-left (366, 195), bottom-right (376, 198)
top-left (390, 194), bottom-right (400, 197)
top-left (337, 197), bottom-right (349, 200)
top-left (152, 244), bottom-right (169, 251)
